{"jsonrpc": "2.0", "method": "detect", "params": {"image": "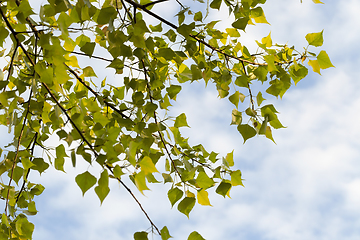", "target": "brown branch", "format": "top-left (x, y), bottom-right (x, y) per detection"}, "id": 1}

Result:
top-left (142, 0), bottom-right (169, 8)
top-left (70, 51), bottom-right (144, 72)
top-left (240, 60), bottom-right (255, 110)
top-left (4, 89), bottom-right (33, 215)
top-left (124, 0), bottom-right (269, 66)
top-left (141, 60), bottom-right (181, 178)
top-left (66, 66), bottom-right (130, 119)
top-left (106, 166), bottom-right (161, 235)
top-left (15, 132), bottom-right (38, 203)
